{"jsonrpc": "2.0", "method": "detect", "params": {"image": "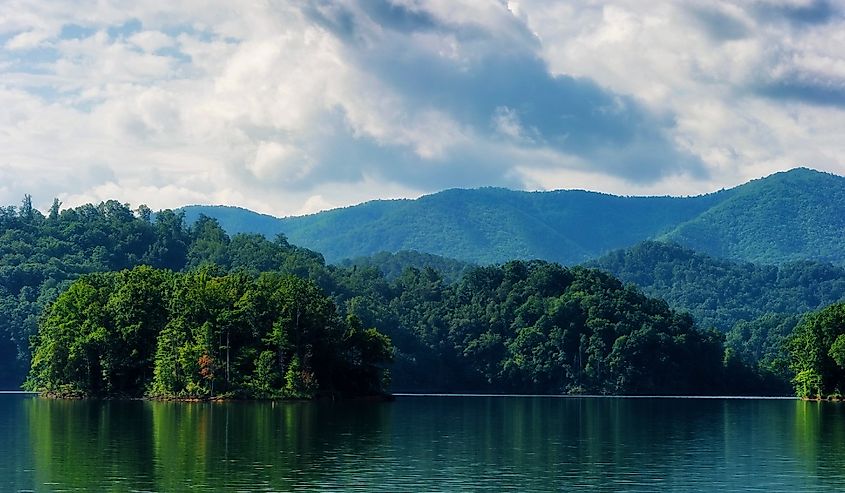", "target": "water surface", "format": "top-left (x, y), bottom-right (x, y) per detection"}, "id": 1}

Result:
top-left (2, 394), bottom-right (844, 491)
